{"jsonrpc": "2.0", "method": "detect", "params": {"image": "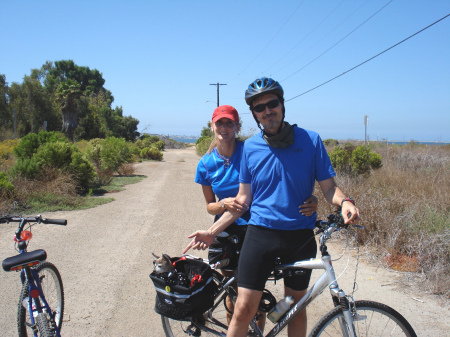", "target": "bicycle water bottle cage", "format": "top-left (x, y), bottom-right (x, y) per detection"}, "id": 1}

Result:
top-left (2, 249), bottom-right (47, 272)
